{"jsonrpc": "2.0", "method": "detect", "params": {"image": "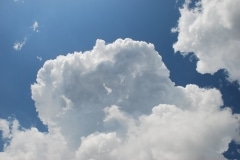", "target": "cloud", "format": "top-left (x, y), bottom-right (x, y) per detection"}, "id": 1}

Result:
top-left (77, 103), bottom-right (238, 160)
top-left (31, 21), bottom-right (39, 32)
top-left (1, 39), bottom-right (240, 159)
top-left (173, 0), bottom-right (240, 83)
top-left (13, 37), bottom-right (27, 51)
top-left (36, 56), bottom-right (42, 61)
top-left (14, 0), bottom-right (24, 3)
top-left (12, 21), bottom-right (39, 51)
